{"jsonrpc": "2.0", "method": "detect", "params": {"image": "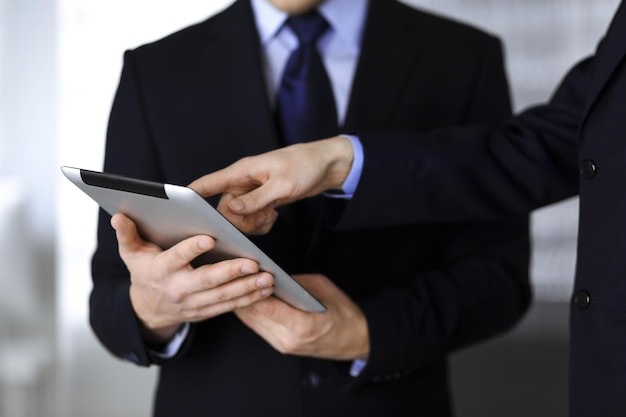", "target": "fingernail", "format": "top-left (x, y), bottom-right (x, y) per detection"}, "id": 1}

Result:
top-left (256, 276), bottom-right (271, 288)
top-left (260, 287), bottom-right (273, 296)
top-left (241, 264), bottom-right (256, 274)
top-left (229, 199), bottom-right (244, 212)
